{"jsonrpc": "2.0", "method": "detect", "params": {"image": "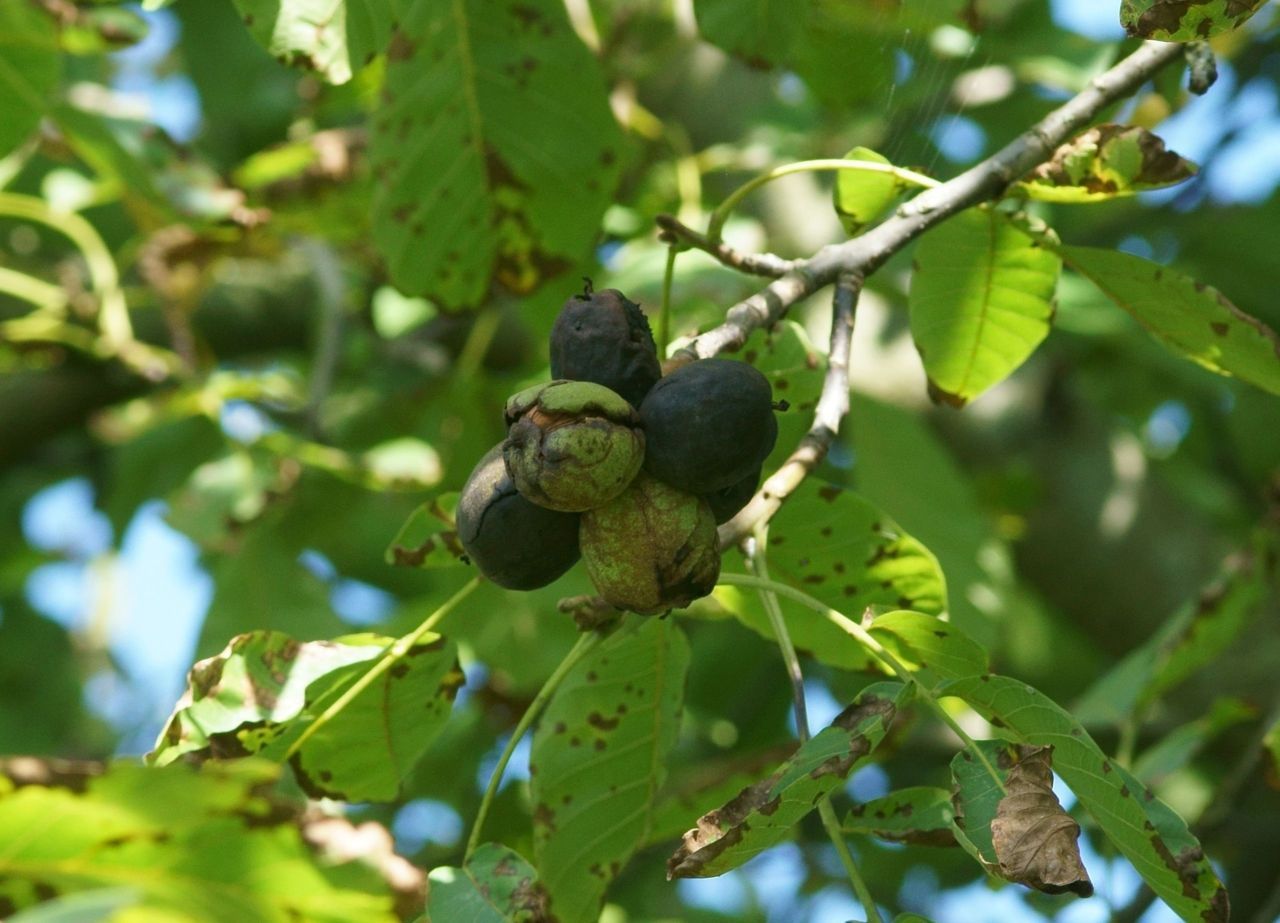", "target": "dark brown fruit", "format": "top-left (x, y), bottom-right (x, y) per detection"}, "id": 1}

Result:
top-left (639, 358), bottom-right (777, 495)
top-left (704, 465), bottom-right (761, 524)
top-left (549, 288), bottom-right (662, 408)
top-left (456, 444), bottom-right (581, 590)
